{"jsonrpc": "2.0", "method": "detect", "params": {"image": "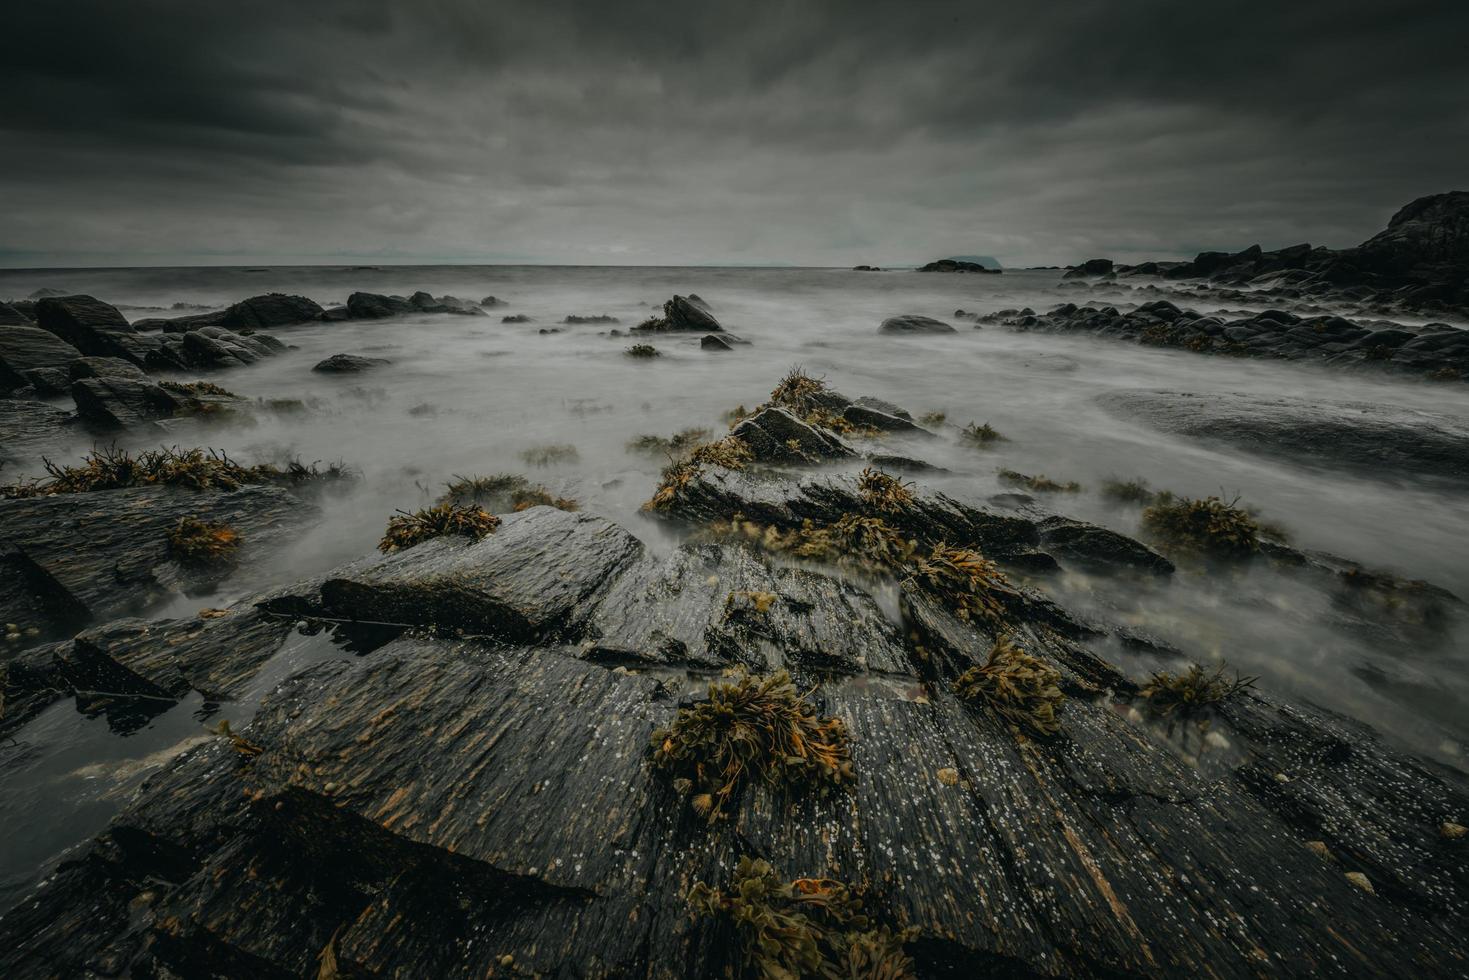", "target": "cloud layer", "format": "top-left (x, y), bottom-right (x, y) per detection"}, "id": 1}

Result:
top-left (3, 0), bottom-right (1466, 267)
